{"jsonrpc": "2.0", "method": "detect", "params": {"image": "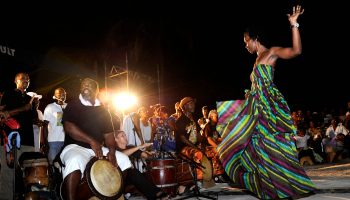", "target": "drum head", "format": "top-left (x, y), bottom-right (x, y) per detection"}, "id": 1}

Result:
top-left (22, 158), bottom-right (49, 168)
top-left (85, 157), bottom-right (123, 199)
top-left (19, 152), bottom-right (47, 167)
